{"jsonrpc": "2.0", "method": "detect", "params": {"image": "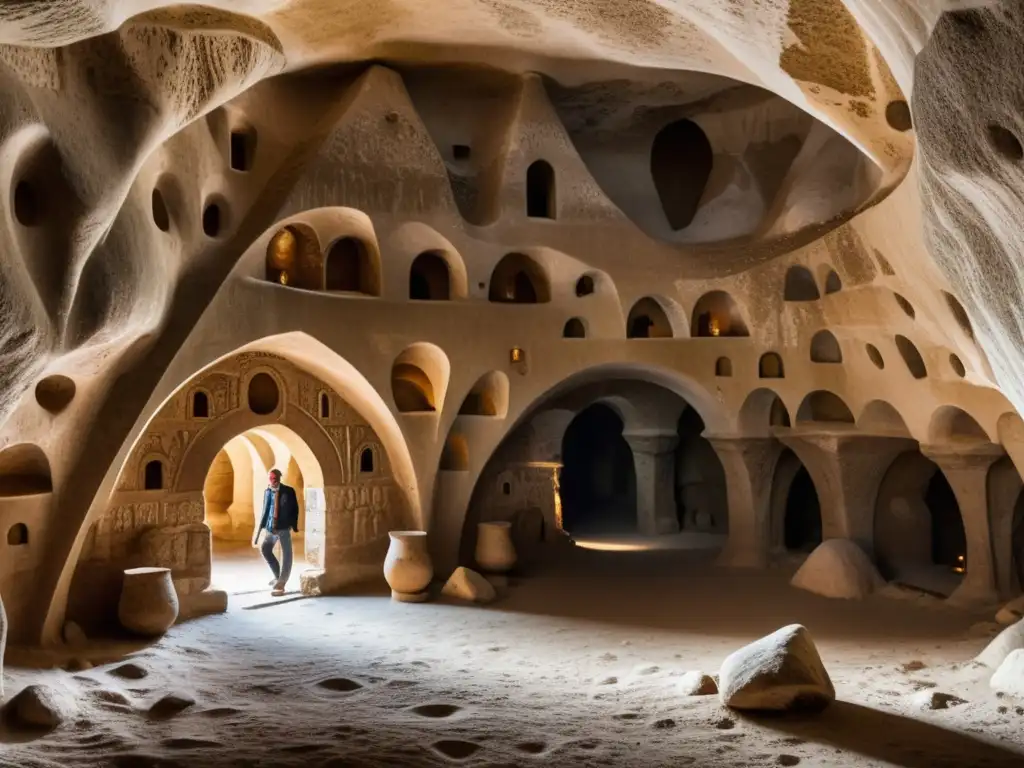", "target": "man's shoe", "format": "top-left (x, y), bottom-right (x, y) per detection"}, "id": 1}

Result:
top-left (271, 587), bottom-right (285, 597)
